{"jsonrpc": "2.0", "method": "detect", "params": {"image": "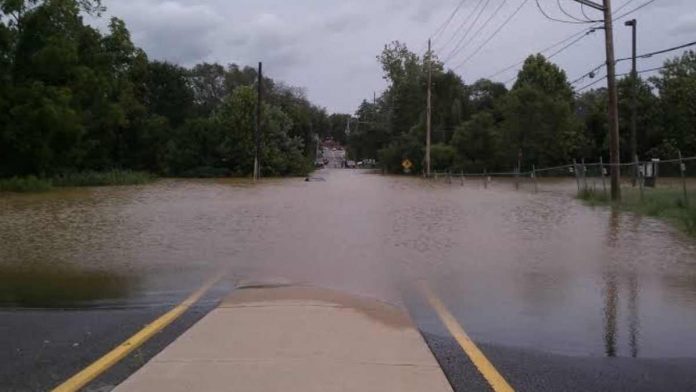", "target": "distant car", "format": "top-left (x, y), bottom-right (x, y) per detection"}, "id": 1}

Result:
top-left (332, 148), bottom-right (337, 151)
top-left (346, 160), bottom-right (356, 168)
